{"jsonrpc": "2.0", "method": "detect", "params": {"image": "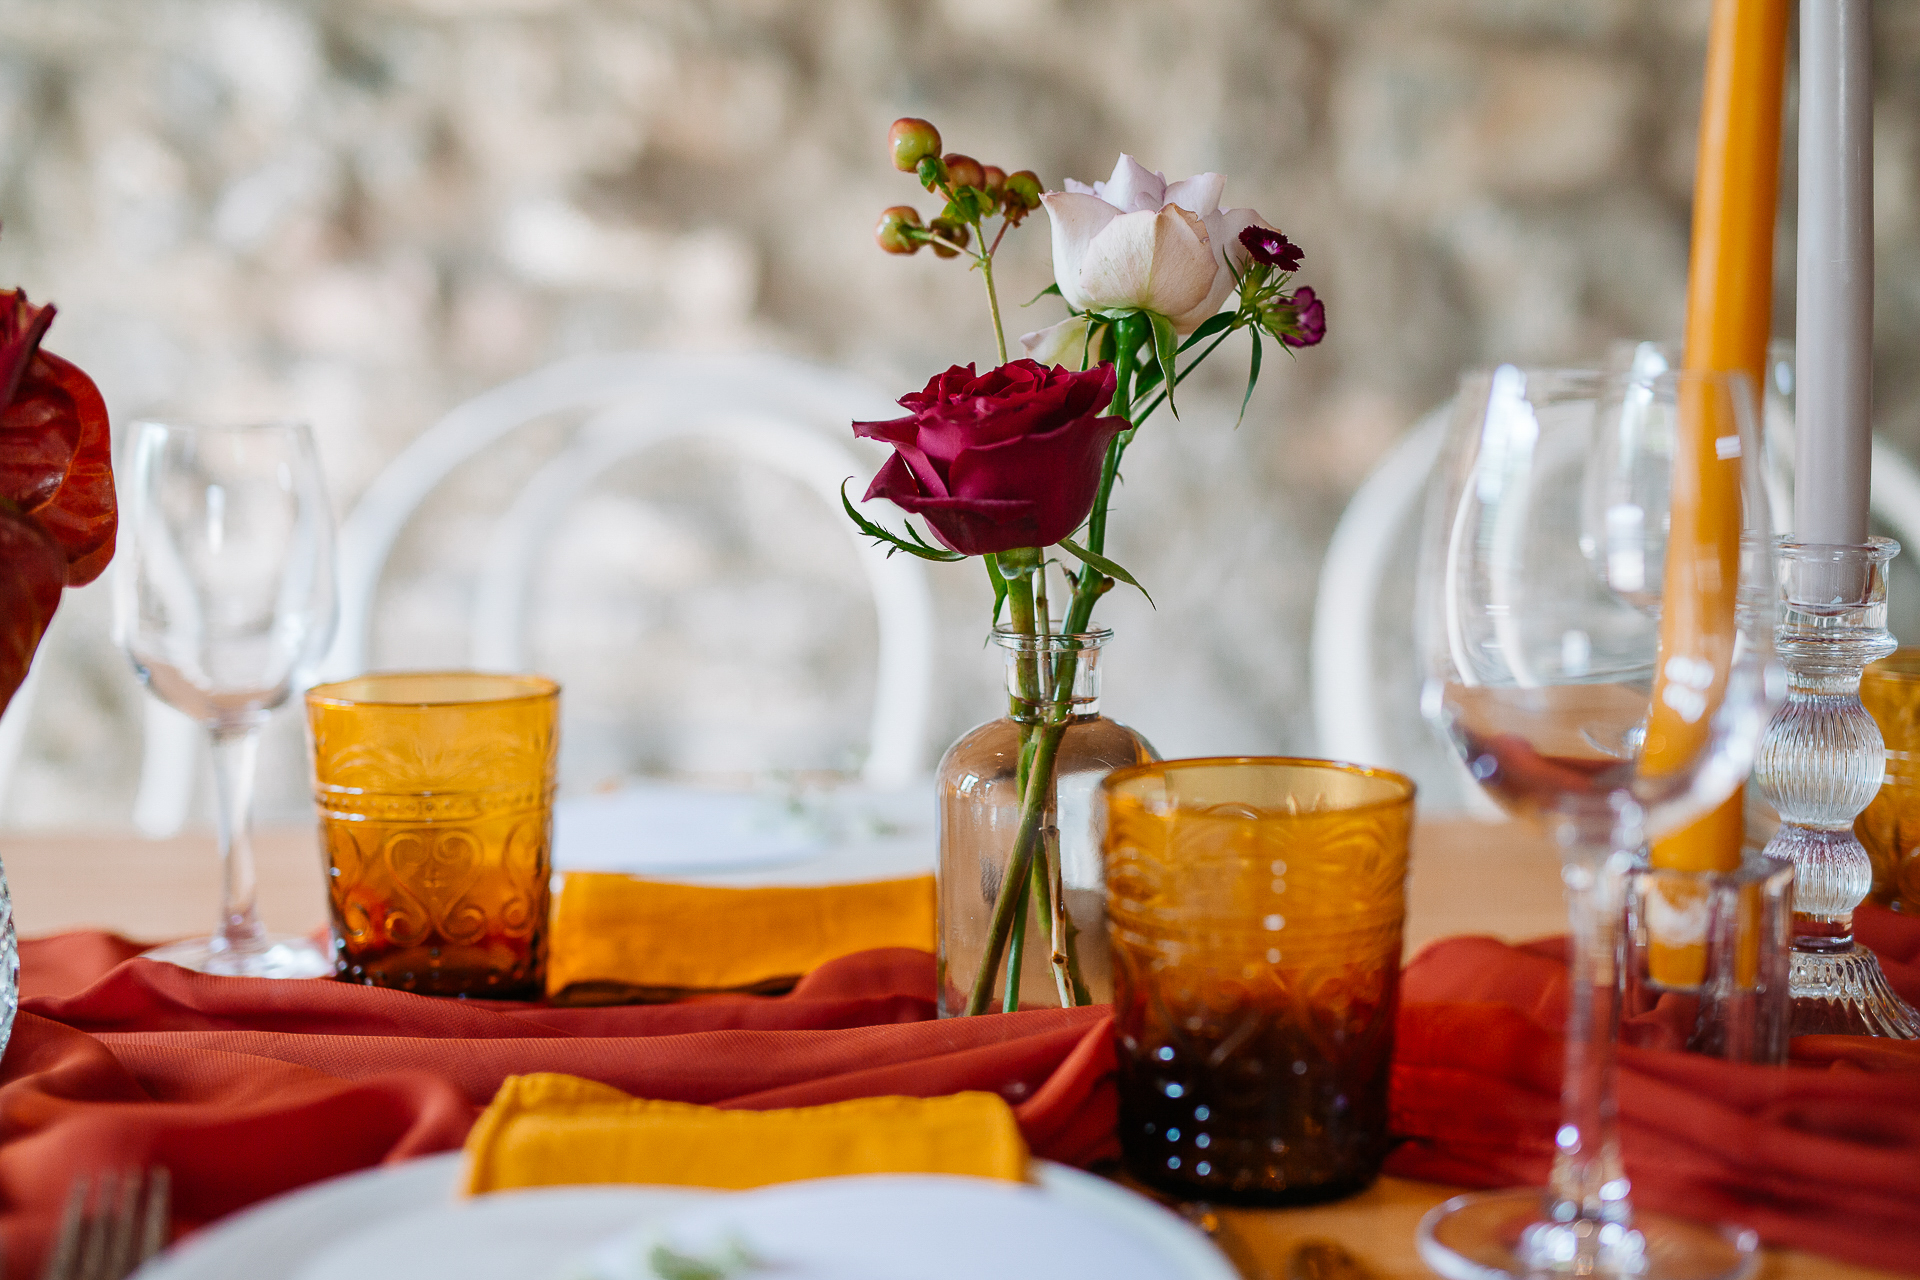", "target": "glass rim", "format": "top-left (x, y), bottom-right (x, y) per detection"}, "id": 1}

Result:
top-left (305, 670), bottom-right (560, 709)
top-left (1100, 755), bottom-right (1417, 811)
top-left (1774, 534), bottom-right (1900, 563)
top-left (990, 625), bottom-right (1113, 649)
